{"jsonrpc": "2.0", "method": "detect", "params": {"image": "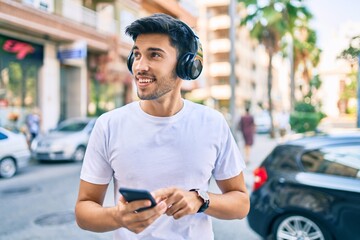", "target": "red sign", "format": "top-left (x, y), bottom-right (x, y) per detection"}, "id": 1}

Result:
top-left (3, 39), bottom-right (35, 60)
